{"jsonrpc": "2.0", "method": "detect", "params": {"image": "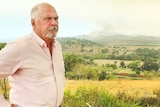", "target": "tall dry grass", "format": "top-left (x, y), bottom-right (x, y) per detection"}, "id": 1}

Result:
top-left (62, 80), bottom-right (160, 107)
top-left (65, 79), bottom-right (160, 97)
